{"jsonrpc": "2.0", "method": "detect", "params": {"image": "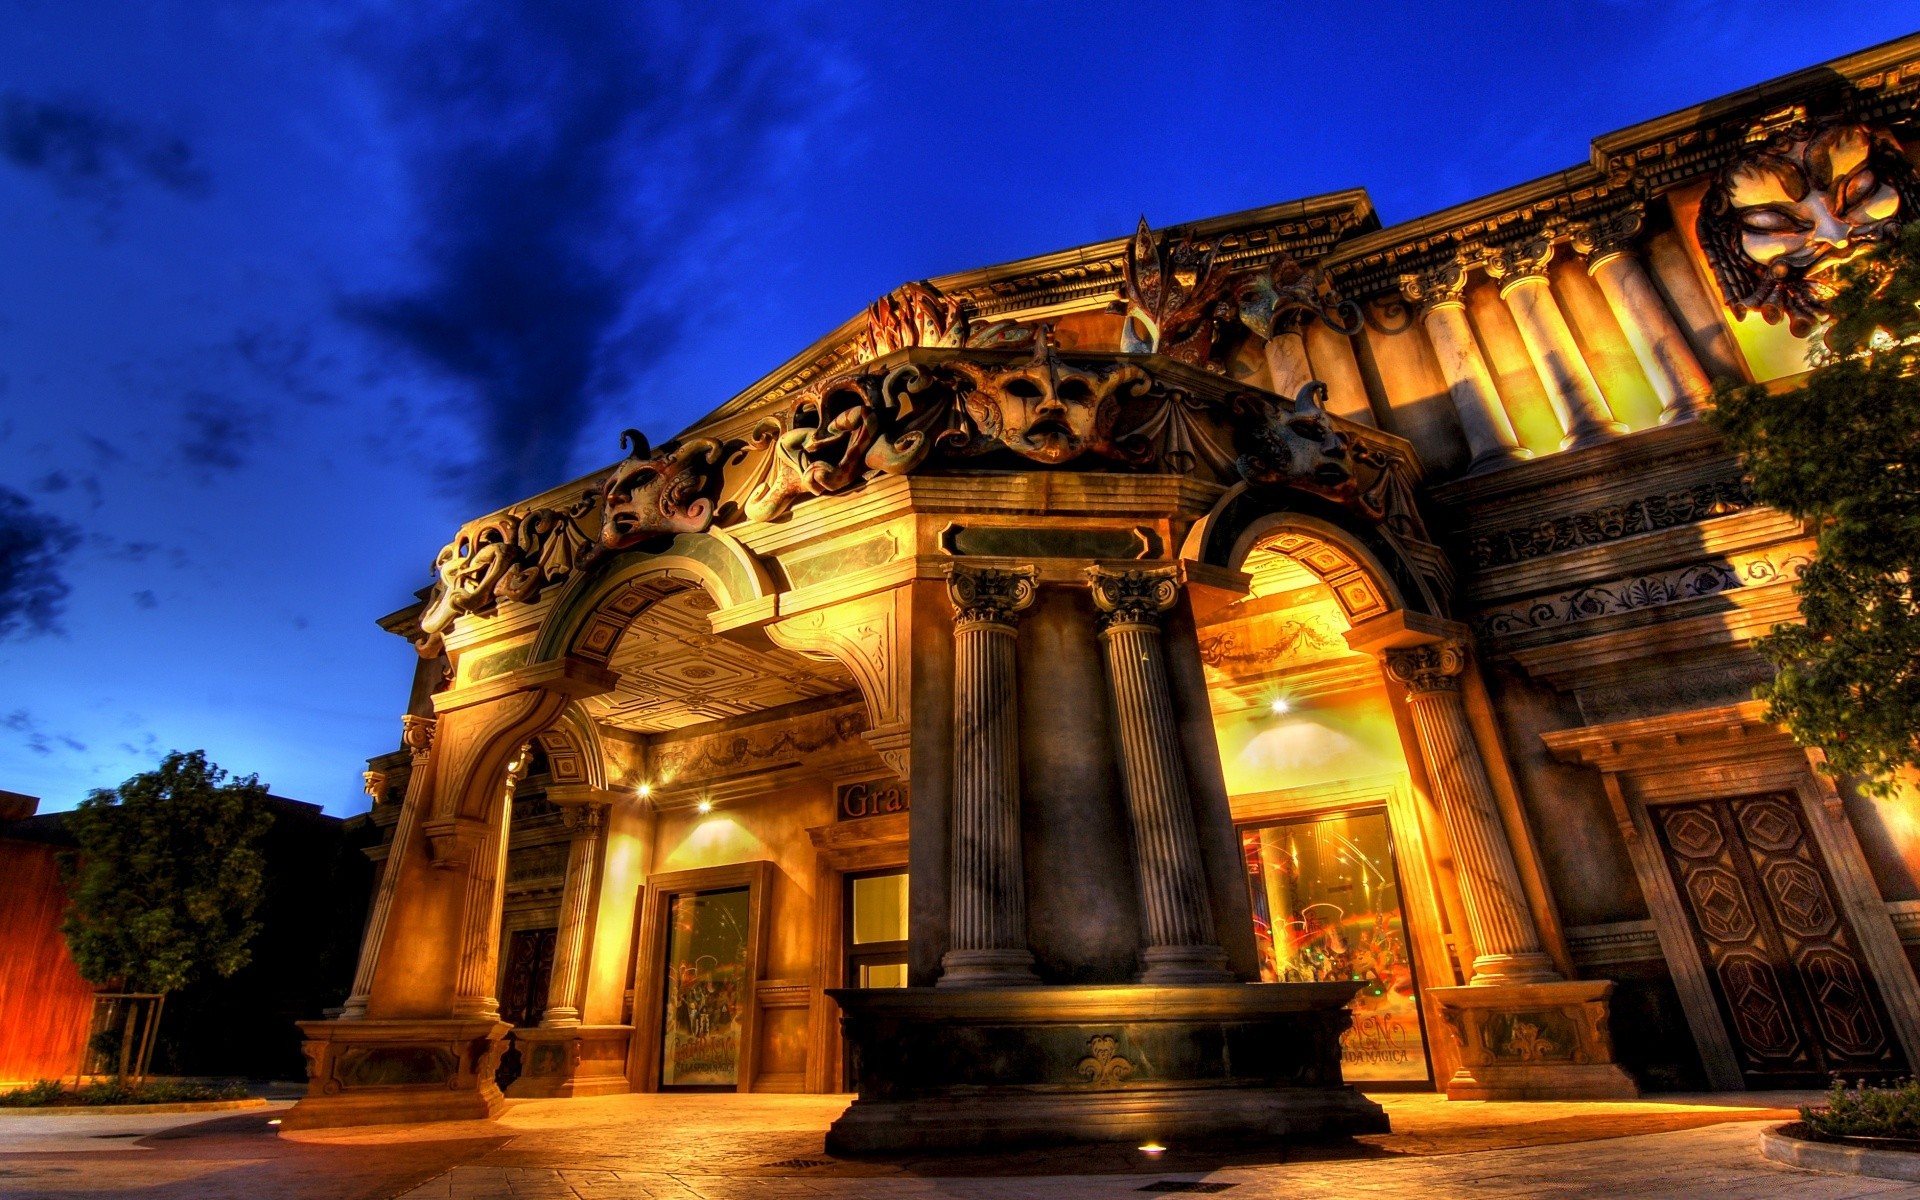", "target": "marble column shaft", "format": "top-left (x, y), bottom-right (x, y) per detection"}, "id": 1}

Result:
top-left (1423, 299), bottom-right (1529, 470)
top-left (1384, 641), bottom-right (1560, 985)
top-left (450, 745), bottom-right (529, 1020)
top-left (342, 714), bottom-right (436, 1019)
top-left (1088, 566), bottom-right (1231, 983)
top-left (1586, 249), bottom-right (1711, 425)
top-left (540, 804), bottom-right (604, 1027)
top-left (1489, 241), bottom-right (1625, 450)
top-left (940, 564), bottom-right (1039, 986)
